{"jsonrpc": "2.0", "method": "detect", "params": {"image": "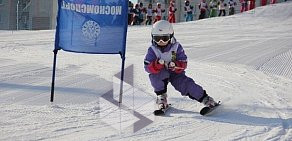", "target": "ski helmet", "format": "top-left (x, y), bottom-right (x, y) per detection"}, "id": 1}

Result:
top-left (151, 20), bottom-right (174, 46)
top-left (157, 3), bottom-right (161, 7)
top-left (170, 1), bottom-right (175, 6)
